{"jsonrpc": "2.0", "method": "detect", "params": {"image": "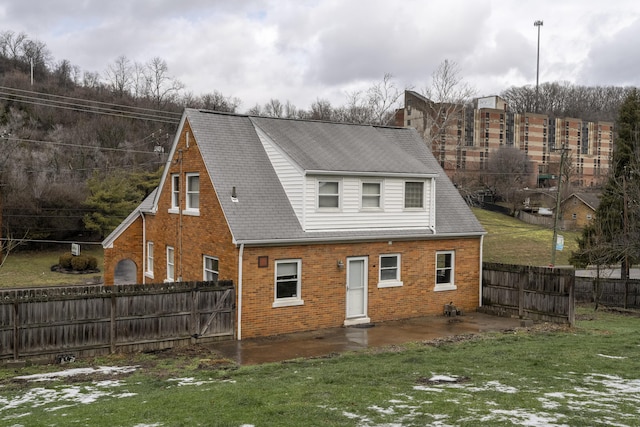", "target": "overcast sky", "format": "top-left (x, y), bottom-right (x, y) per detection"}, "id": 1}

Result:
top-left (2, 0), bottom-right (639, 111)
